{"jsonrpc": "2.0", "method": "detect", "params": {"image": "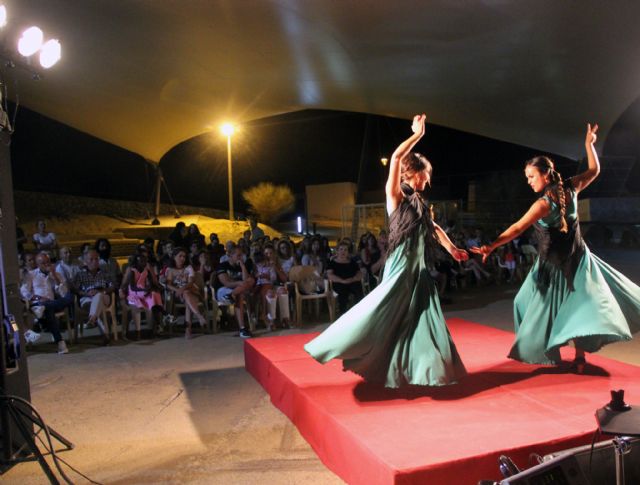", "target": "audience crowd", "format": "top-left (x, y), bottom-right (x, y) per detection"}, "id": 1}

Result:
top-left (15, 218), bottom-right (539, 353)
